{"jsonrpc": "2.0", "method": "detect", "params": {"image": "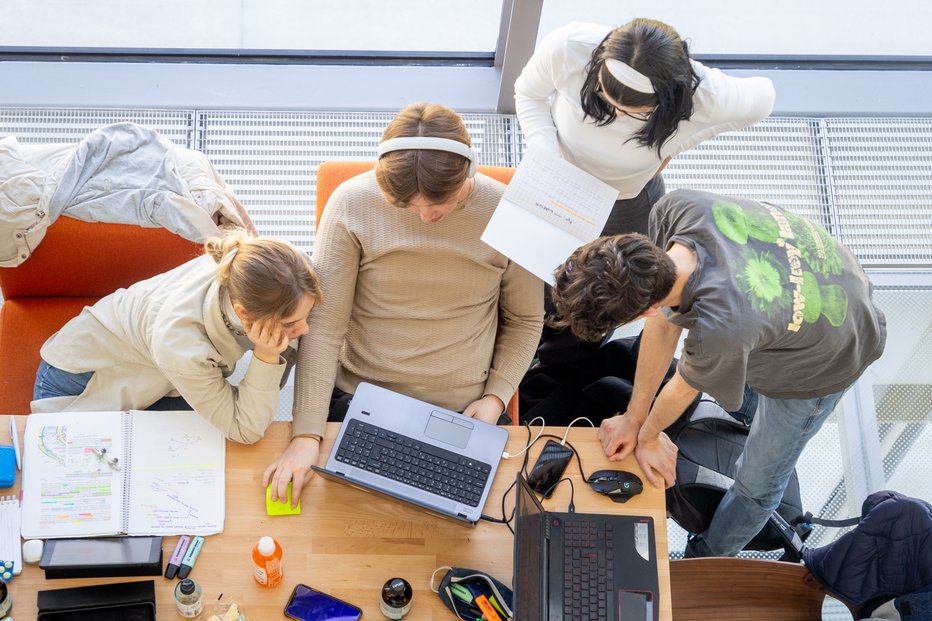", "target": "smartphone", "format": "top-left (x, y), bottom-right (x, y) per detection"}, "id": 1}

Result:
top-left (527, 439), bottom-right (574, 498)
top-left (284, 584), bottom-right (362, 621)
